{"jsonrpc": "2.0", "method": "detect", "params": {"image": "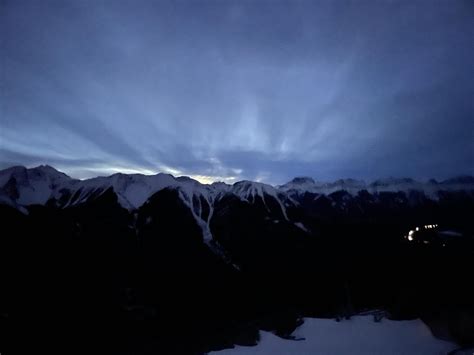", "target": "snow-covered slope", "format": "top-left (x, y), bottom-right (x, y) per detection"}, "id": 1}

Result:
top-left (0, 165), bottom-right (77, 206)
top-left (230, 181), bottom-right (289, 219)
top-left (66, 172), bottom-right (191, 209)
top-left (211, 316), bottom-right (456, 355)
